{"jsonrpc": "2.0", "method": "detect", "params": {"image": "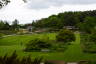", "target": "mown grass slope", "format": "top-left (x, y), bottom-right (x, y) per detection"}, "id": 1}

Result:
top-left (0, 33), bottom-right (96, 61)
